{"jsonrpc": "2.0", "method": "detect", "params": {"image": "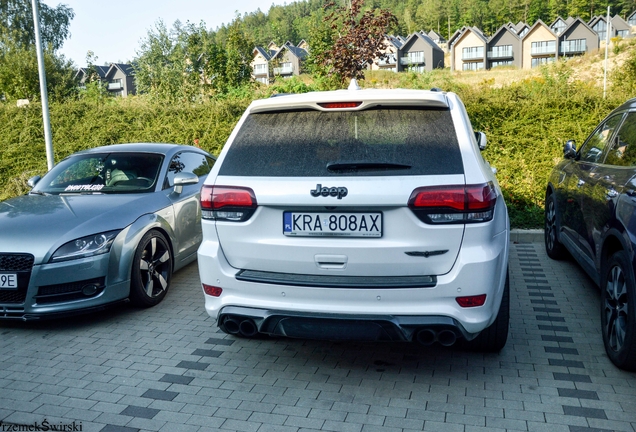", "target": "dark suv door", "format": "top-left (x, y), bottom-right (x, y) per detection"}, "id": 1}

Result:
top-left (561, 113), bottom-right (624, 269)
